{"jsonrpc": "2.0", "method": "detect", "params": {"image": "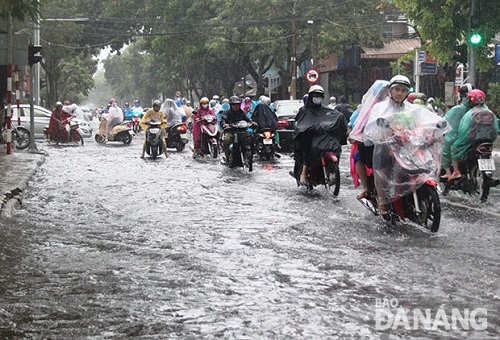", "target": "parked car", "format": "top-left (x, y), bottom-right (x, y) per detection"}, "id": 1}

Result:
top-left (272, 99), bottom-right (304, 152)
top-left (6, 104), bottom-right (93, 139)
